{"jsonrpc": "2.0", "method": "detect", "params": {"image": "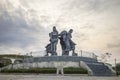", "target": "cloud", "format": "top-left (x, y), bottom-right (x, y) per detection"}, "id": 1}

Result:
top-left (65, 0), bottom-right (120, 13)
top-left (0, 10), bottom-right (36, 47)
top-left (107, 42), bottom-right (120, 48)
top-left (0, 0), bottom-right (48, 54)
